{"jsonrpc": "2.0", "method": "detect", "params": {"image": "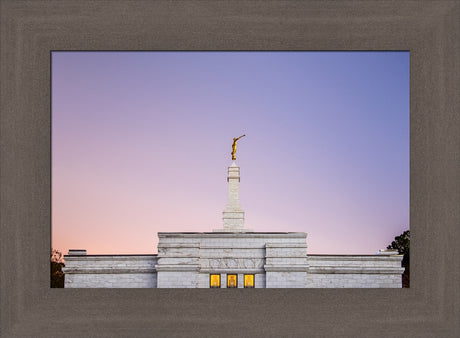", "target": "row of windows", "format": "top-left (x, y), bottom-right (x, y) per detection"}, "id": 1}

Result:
top-left (210, 274), bottom-right (255, 288)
